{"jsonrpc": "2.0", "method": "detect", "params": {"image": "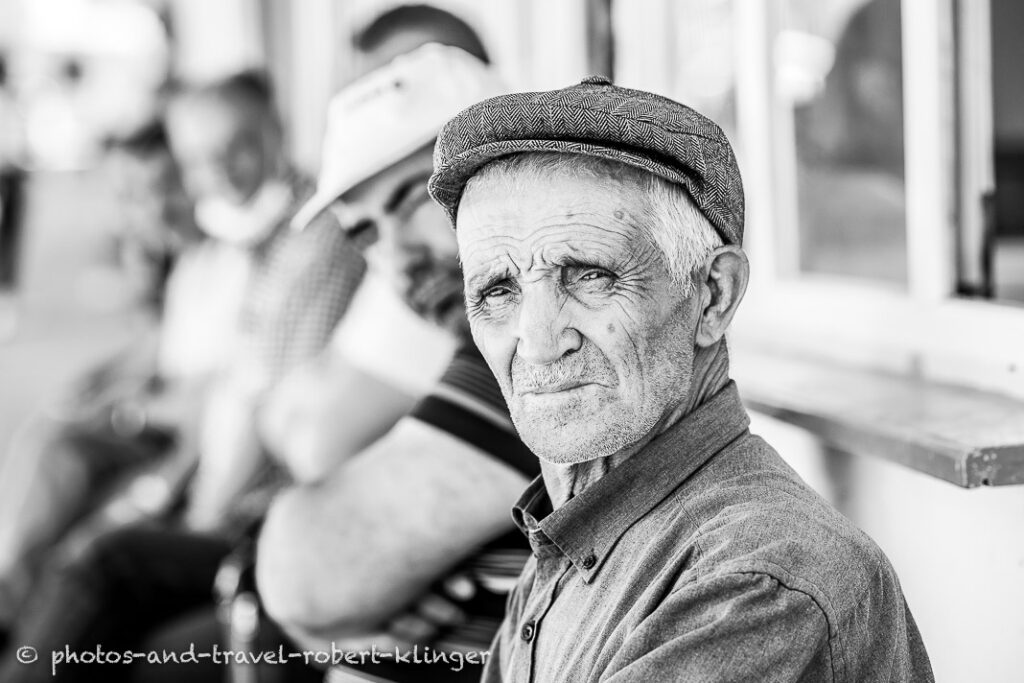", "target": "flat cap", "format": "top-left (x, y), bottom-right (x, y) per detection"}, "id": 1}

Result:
top-left (428, 76), bottom-right (745, 245)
